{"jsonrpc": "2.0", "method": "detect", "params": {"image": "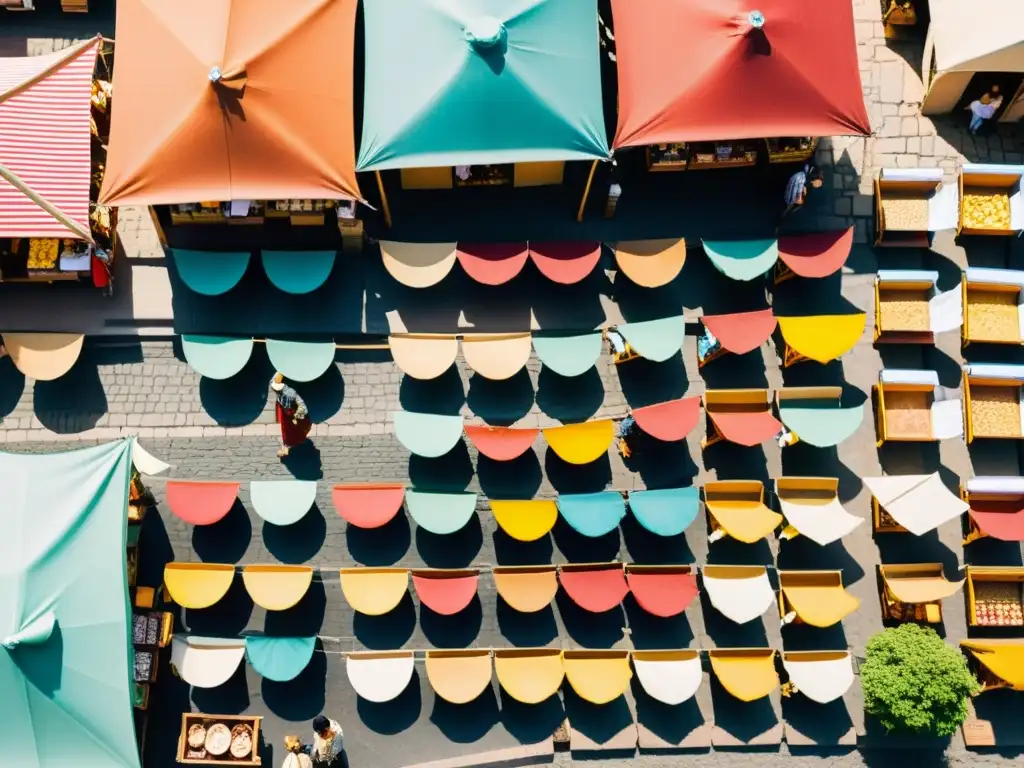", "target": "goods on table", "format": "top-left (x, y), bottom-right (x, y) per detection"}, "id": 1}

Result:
top-left (881, 195), bottom-right (930, 231)
top-left (879, 290), bottom-right (930, 331)
top-left (27, 238), bottom-right (60, 270)
top-left (963, 189), bottom-right (1012, 231)
top-left (134, 649), bottom-right (153, 682)
top-left (205, 723), bottom-right (231, 757)
top-left (145, 614), bottom-right (160, 646)
top-left (967, 290), bottom-right (1021, 342)
top-left (230, 724), bottom-right (253, 759)
top-left (973, 581), bottom-right (1024, 626)
top-left (188, 725), bottom-right (207, 749)
top-left (883, 390), bottom-right (932, 438)
top-left (970, 387), bottom-right (1022, 437)
top-left (878, 506), bottom-right (899, 528)
top-left (132, 615), bottom-right (147, 644)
